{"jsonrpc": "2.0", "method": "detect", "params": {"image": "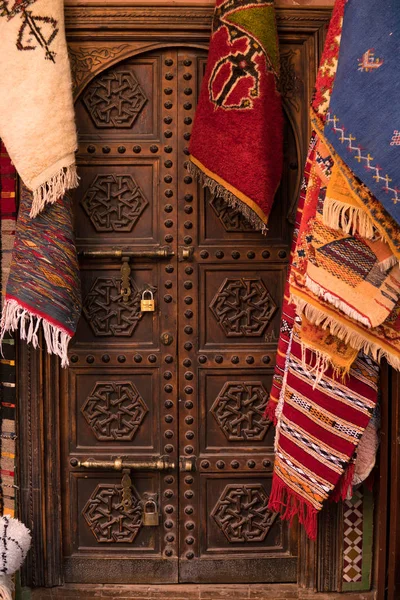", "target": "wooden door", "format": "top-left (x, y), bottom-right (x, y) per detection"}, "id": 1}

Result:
top-left (60, 45), bottom-right (297, 584)
top-left (19, 6), bottom-right (333, 590)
